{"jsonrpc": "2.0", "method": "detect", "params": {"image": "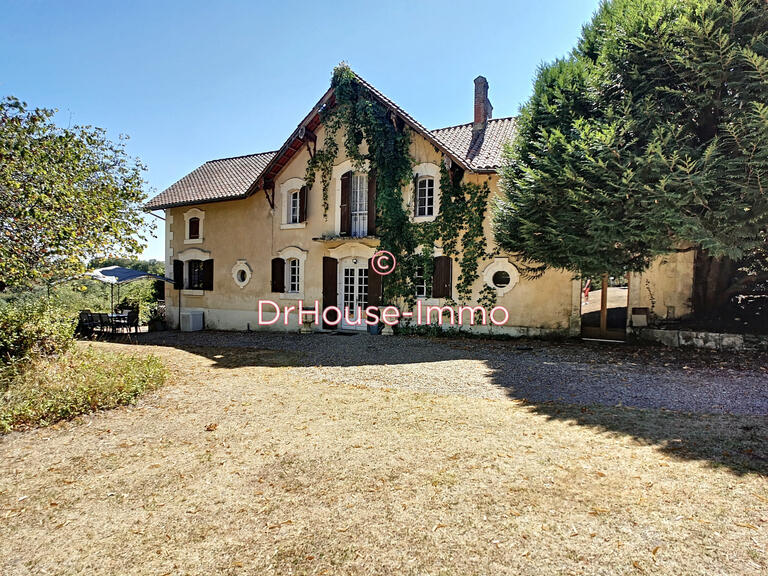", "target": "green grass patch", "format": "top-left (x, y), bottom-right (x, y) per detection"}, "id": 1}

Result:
top-left (0, 346), bottom-right (167, 433)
